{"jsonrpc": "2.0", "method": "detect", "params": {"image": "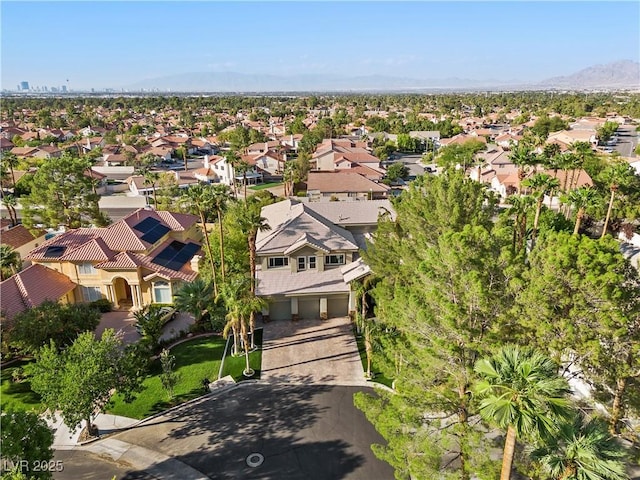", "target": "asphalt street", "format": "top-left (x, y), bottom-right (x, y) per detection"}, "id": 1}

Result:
top-left (53, 384), bottom-right (394, 480)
